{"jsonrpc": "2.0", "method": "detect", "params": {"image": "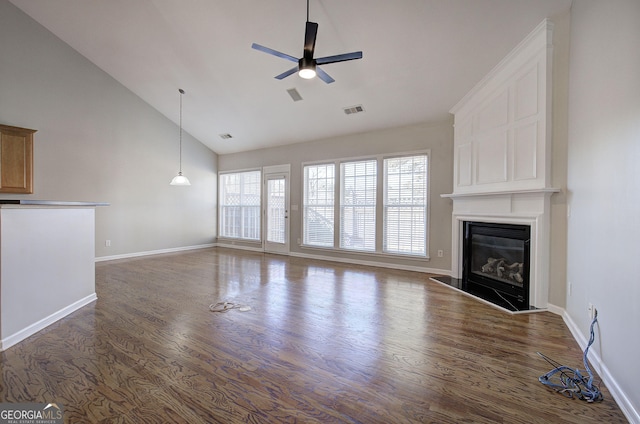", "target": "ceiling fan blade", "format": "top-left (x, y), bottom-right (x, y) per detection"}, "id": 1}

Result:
top-left (304, 21), bottom-right (318, 59)
top-left (275, 66), bottom-right (299, 80)
top-left (251, 43), bottom-right (298, 63)
top-left (316, 51), bottom-right (363, 65)
top-left (316, 66), bottom-right (335, 84)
